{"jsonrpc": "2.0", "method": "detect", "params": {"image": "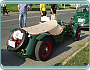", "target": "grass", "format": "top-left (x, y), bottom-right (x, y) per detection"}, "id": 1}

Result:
top-left (54, 43), bottom-right (89, 66)
top-left (32, 5), bottom-right (51, 11)
top-left (1, 4), bottom-right (18, 12)
top-left (54, 61), bottom-right (64, 66)
top-left (59, 6), bottom-right (76, 9)
top-left (64, 44), bottom-right (89, 66)
top-left (1, 4), bottom-right (75, 12)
